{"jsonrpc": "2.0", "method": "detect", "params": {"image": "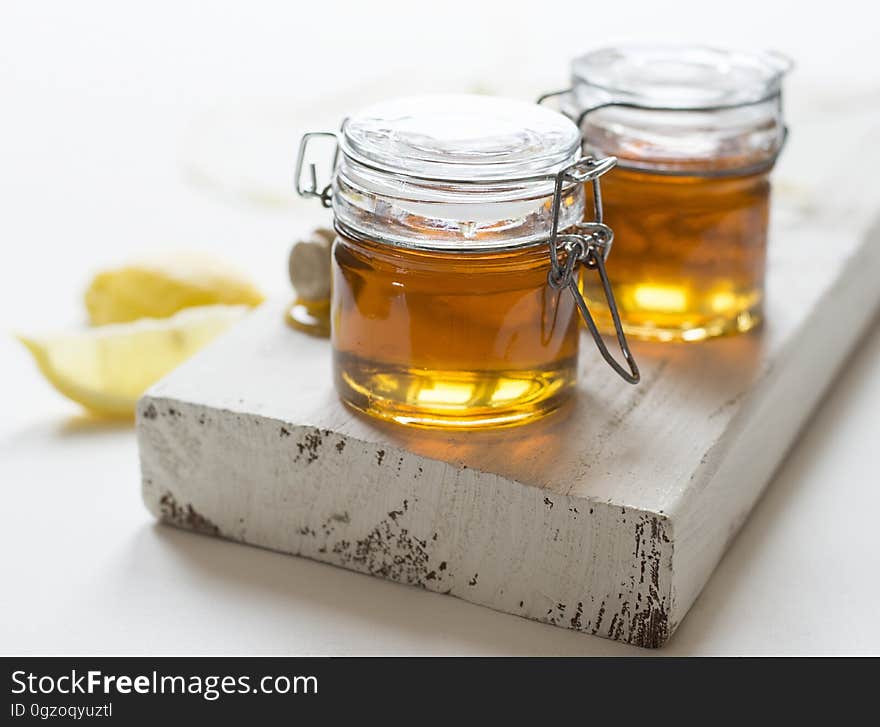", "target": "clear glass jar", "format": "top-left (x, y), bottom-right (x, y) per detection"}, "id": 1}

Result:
top-left (559, 46), bottom-right (791, 342)
top-left (296, 94), bottom-right (638, 428)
